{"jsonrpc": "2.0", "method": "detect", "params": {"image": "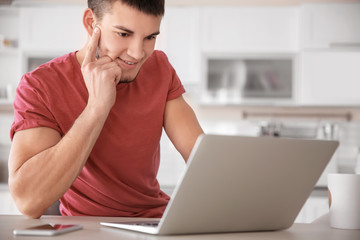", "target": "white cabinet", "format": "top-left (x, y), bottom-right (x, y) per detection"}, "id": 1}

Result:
top-left (299, 3), bottom-right (360, 106)
top-left (19, 6), bottom-right (87, 51)
top-left (161, 6), bottom-right (299, 87)
top-left (299, 51), bottom-right (360, 105)
top-left (201, 54), bottom-right (297, 105)
top-left (196, 6), bottom-right (299, 105)
top-left (0, 7), bottom-right (20, 104)
top-left (200, 6), bottom-right (299, 53)
top-left (301, 3), bottom-right (360, 49)
top-left (1, 6), bottom-right (88, 108)
top-left (161, 7), bottom-right (201, 84)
